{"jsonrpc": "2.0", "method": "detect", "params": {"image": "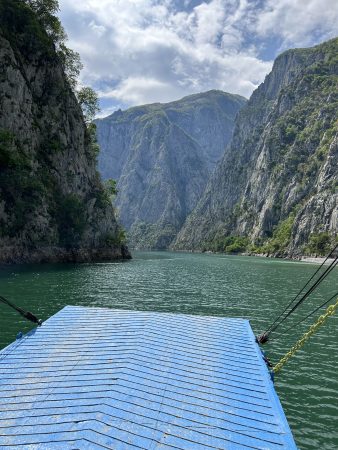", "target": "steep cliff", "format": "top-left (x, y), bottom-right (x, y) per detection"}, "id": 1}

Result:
top-left (174, 38), bottom-right (338, 257)
top-left (0, 0), bottom-right (130, 263)
top-left (96, 91), bottom-right (246, 248)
